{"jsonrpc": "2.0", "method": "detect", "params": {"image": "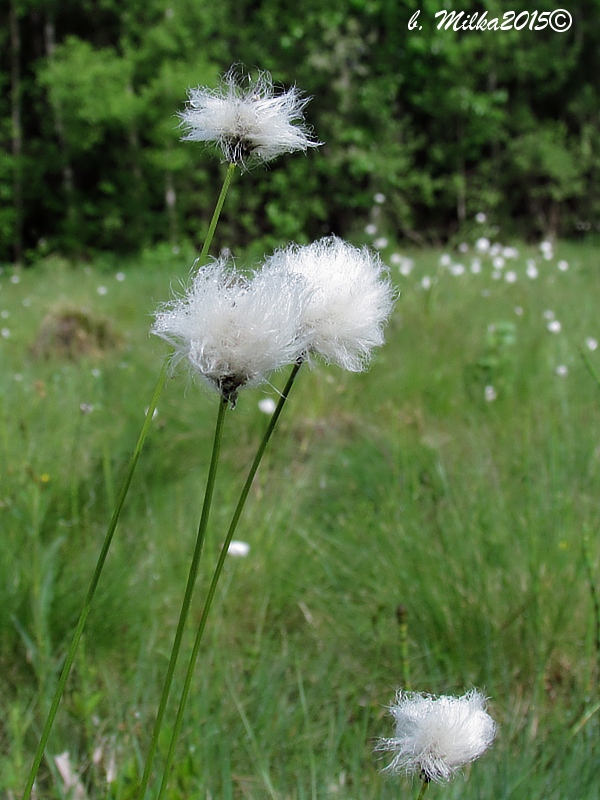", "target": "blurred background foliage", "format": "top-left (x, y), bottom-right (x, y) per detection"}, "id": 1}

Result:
top-left (2, 0), bottom-right (600, 263)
